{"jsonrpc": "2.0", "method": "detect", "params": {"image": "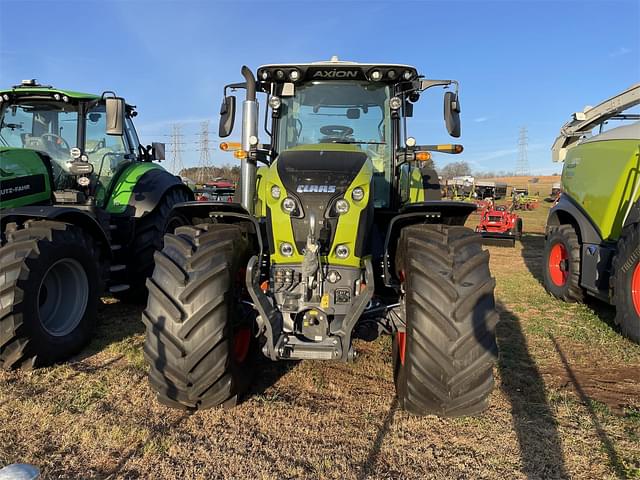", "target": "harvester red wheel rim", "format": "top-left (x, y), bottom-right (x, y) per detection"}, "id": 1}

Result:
top-left (397, 332), bottom-right (406, 366)
top-left (632, 262), bottom-right (640, 317)
top-left (232, 328), bottom-right (251, 363)
top-left (549, 243), bottom-right (569, 287)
